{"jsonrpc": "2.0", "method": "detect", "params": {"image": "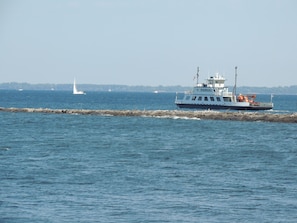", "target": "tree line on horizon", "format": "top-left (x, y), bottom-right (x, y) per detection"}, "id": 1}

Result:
top-left (0, 82), bottom-right (297, 94)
